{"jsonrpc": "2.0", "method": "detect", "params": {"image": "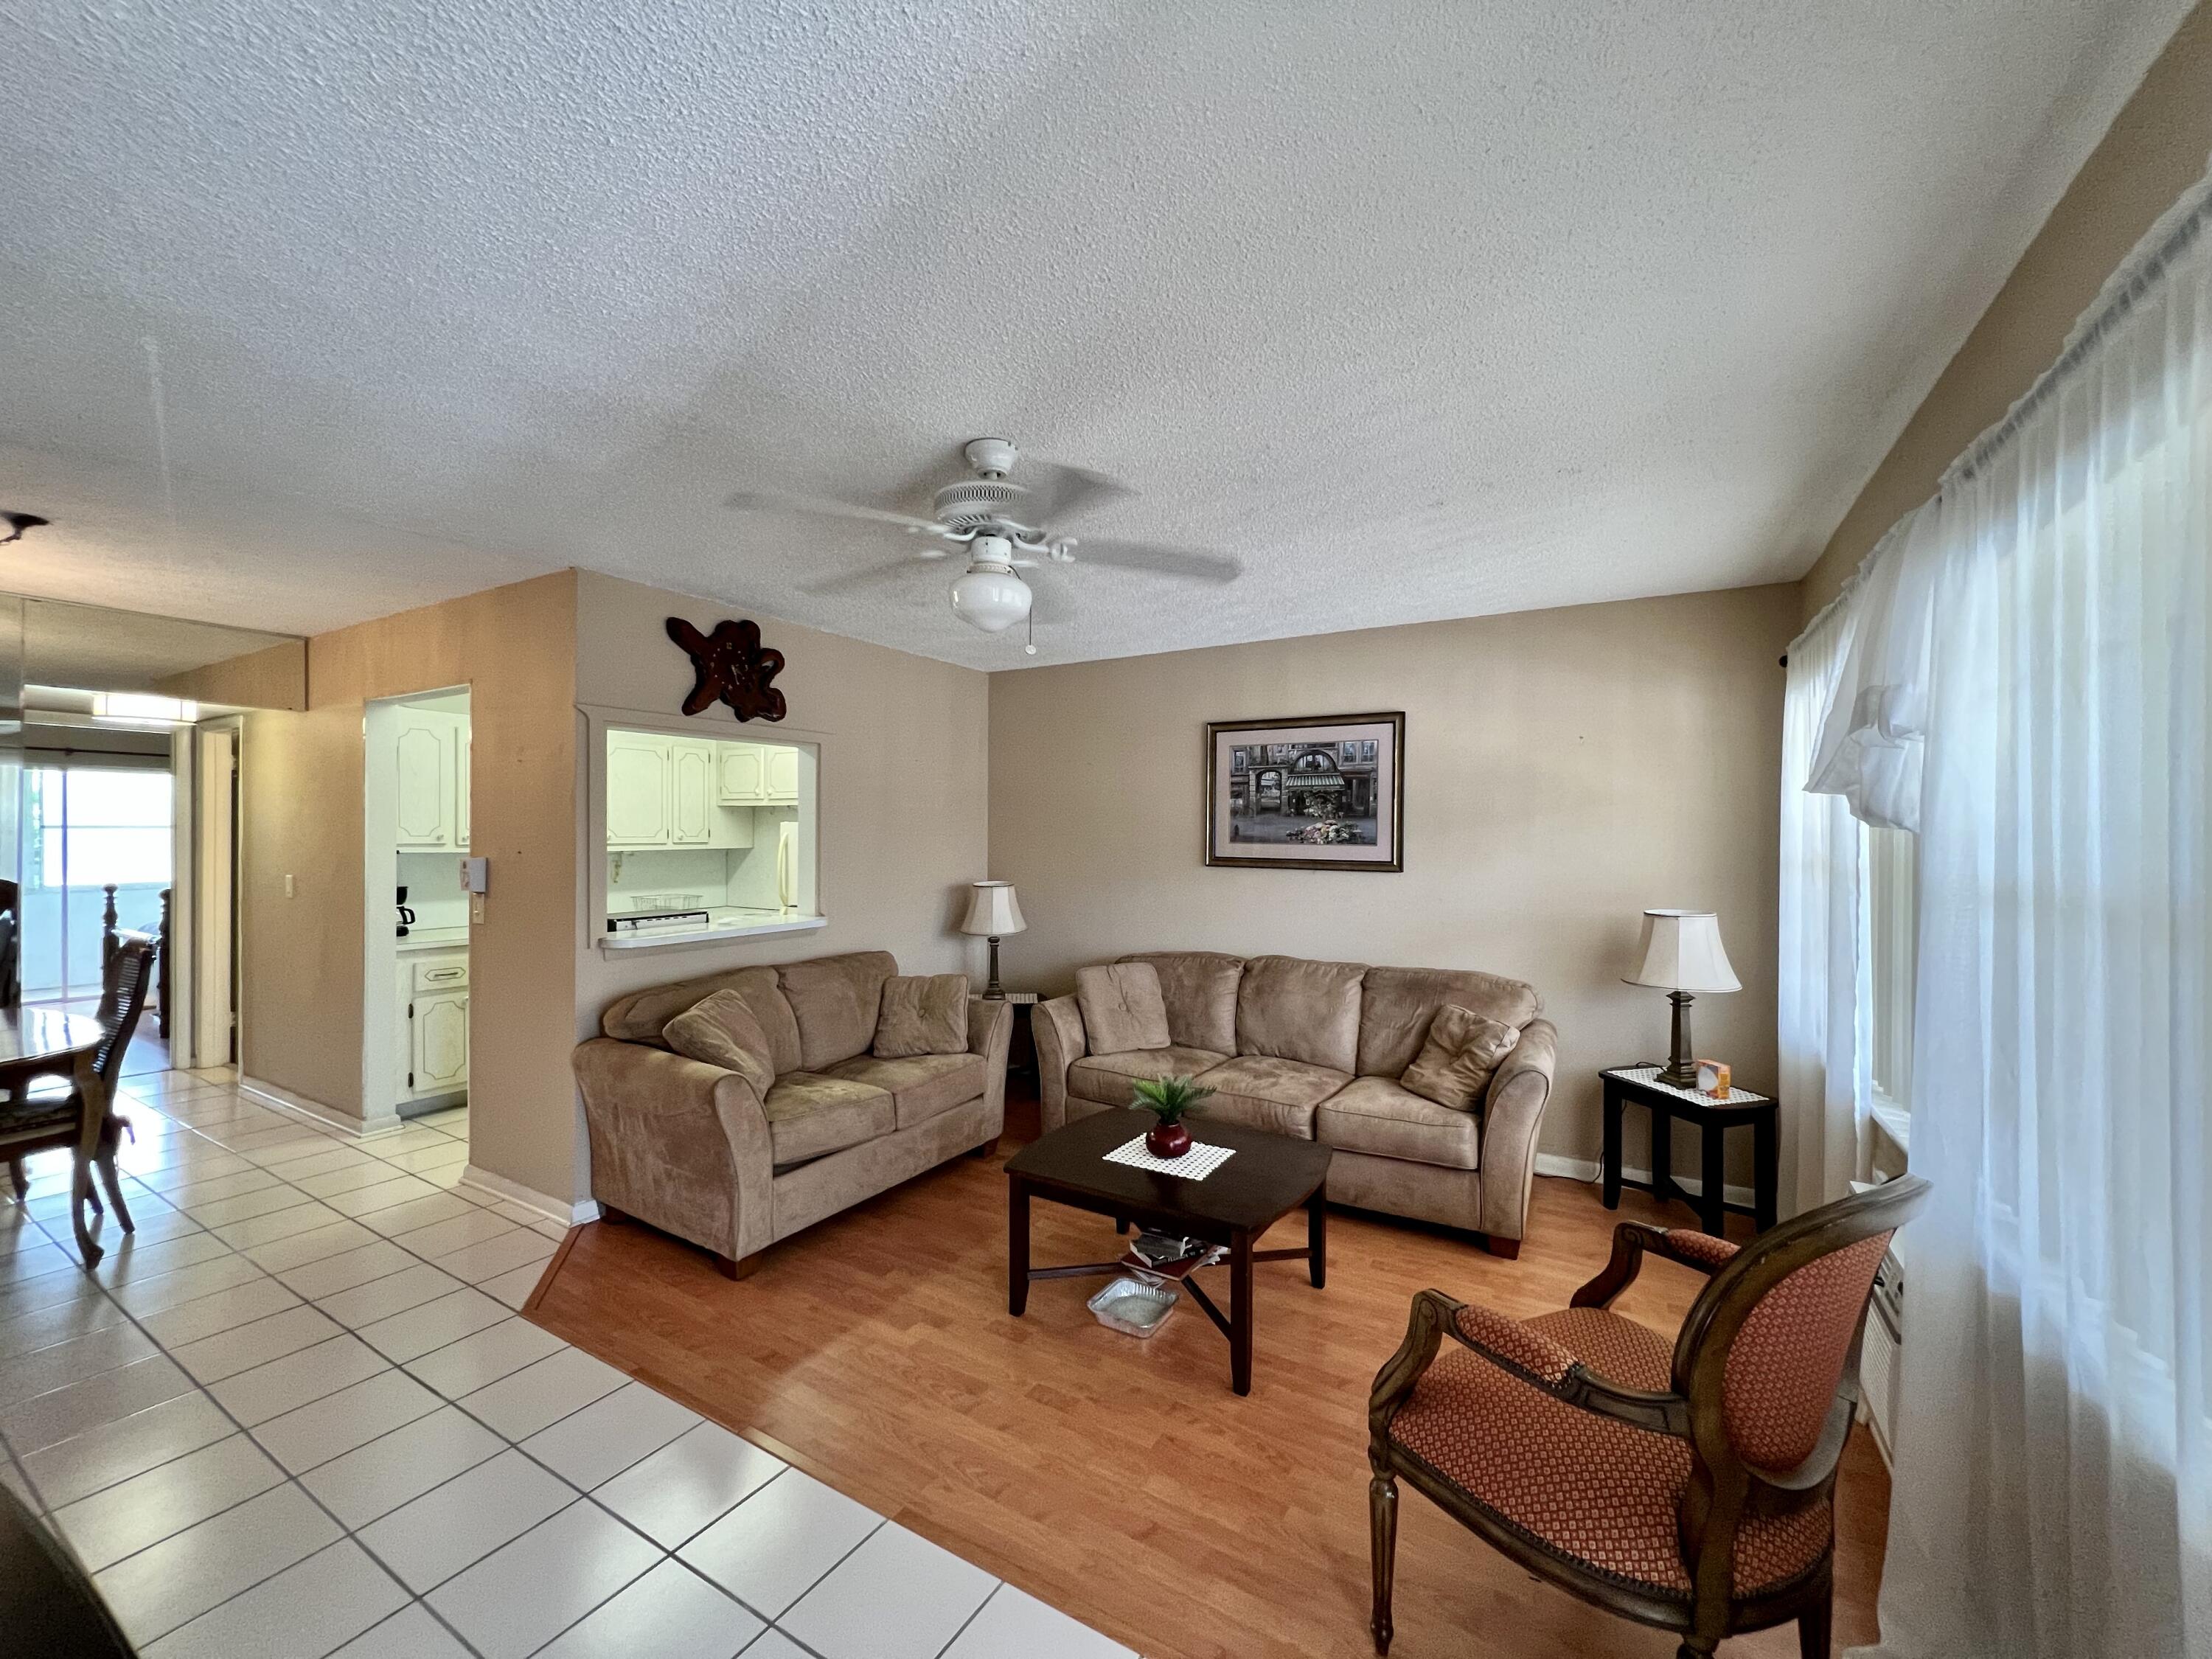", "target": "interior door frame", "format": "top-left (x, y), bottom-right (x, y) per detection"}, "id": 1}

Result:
top-left (188, 719), bottom-right (242, 1071)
